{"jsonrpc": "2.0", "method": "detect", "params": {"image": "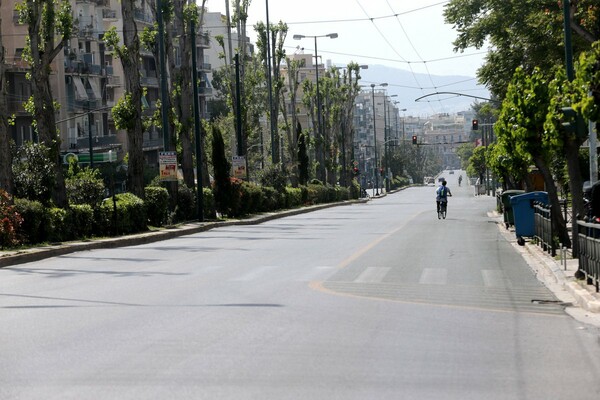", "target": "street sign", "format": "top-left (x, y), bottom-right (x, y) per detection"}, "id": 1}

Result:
top-left (232, 156), bottom-right (246, 179)
top-left (159, 151), bottom-right (178, 182)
